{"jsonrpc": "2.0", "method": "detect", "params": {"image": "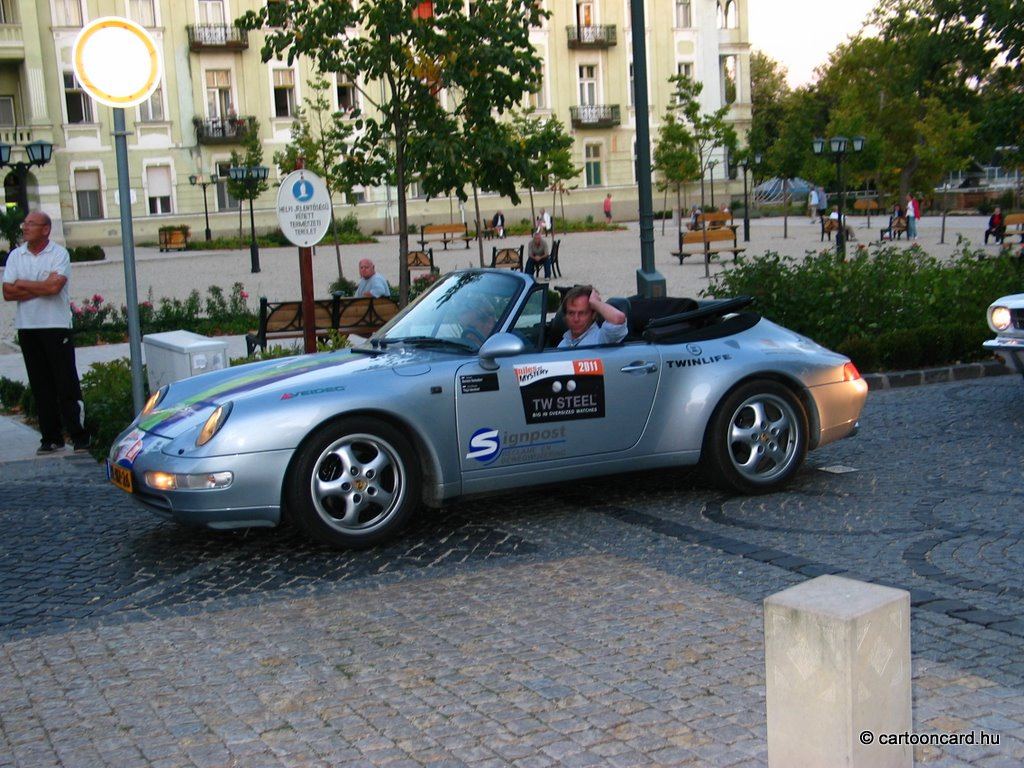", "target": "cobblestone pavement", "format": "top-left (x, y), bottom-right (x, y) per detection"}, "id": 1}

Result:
top-left (2, 375), bottom-right (1024, 766)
